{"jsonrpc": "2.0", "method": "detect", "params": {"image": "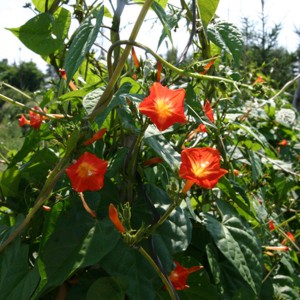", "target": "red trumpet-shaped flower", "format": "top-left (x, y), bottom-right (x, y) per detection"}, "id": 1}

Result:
top-left (281, 231), bottom-right (295, 245)
top-left (131, 47), bottom-right (140, 68)
top-left (18, 114), bottom-right (30, 127)
top-left (29, 106), bottom-right (44, 130)
top-left (168, 261), bottom-right (203, 290)
top-left (156, 61), bottom-right (163, 82)
top-left (268, 220), bottom-right (276, 231)
top-left (203, 100), bottom-right (214, 123)
top-left (179, 147), bottom-right (227, 192)
top-left (278, 139), bottom-right (288, 146)
top-left (138, 82), bottom-right (186, 131)
top-left (66, 152), bottom-right (108, 192)
top-left (84, 128), bottom-right (107, 146)
top-left (109, 203), bottom-right (126, 234)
